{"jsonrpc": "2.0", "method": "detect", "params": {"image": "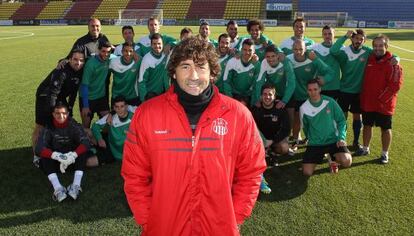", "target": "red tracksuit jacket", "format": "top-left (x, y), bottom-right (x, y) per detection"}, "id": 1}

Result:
top-left (360, 52), bottom-right (403, 115)
top-left (121, 86), bottom-right (266, 236)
